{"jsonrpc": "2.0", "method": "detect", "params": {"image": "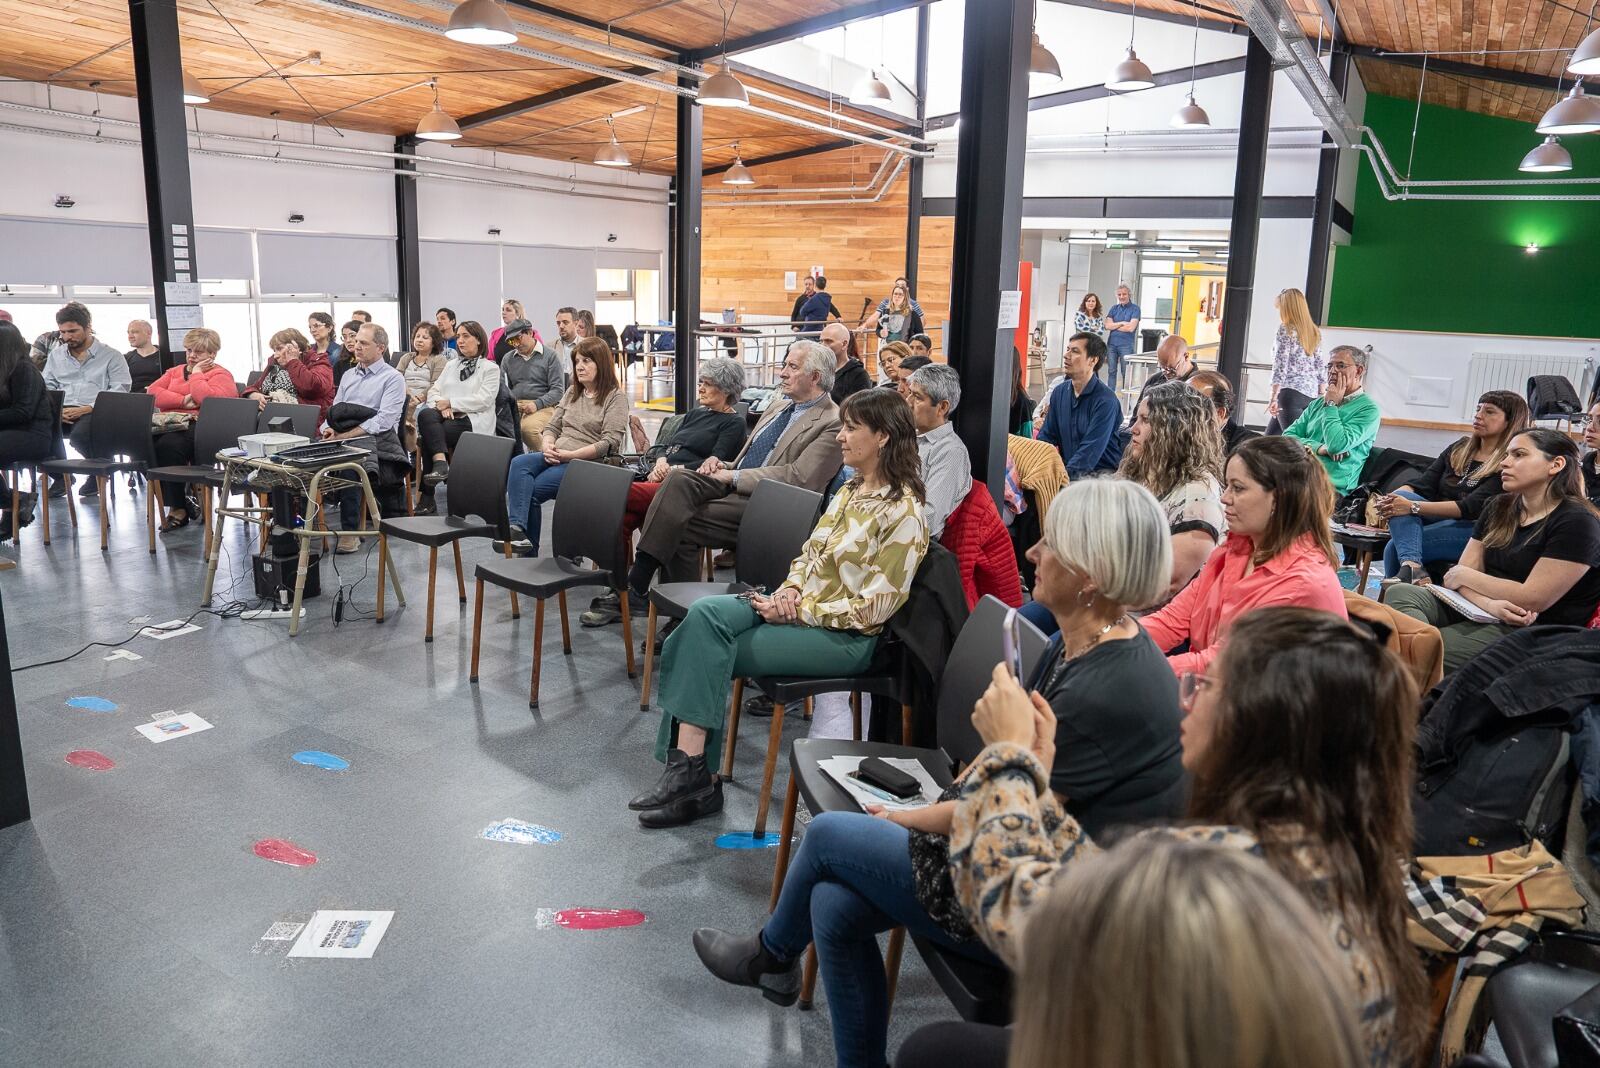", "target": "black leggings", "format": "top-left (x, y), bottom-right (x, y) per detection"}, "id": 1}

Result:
top-left (152, 425), bottom-right (198, 512)
top-left (1266, 387), bottom-right (1314, 435)
top-left (894, 1022), bottom-right (1009, 1068)
top-left (417, 407), bottom-right (471, 461)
